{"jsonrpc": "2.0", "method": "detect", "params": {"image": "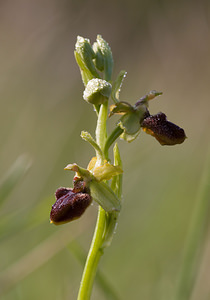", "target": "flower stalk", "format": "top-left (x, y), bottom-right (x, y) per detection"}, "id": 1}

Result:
top-left (78, 99), bottom-right (116, 299)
